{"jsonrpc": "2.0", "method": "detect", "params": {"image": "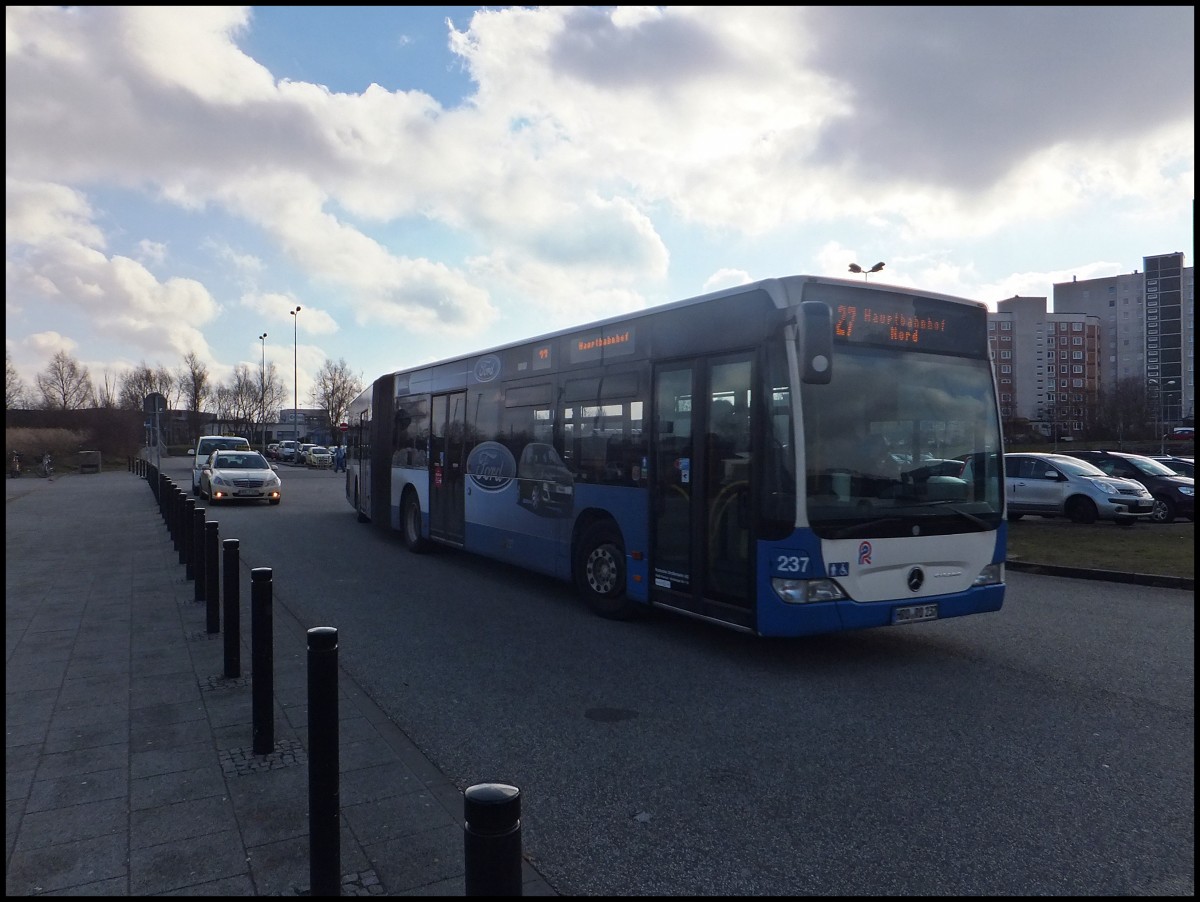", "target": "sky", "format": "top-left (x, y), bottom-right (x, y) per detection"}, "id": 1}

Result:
top-left (5, 6), bottom-right (1195, 408)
